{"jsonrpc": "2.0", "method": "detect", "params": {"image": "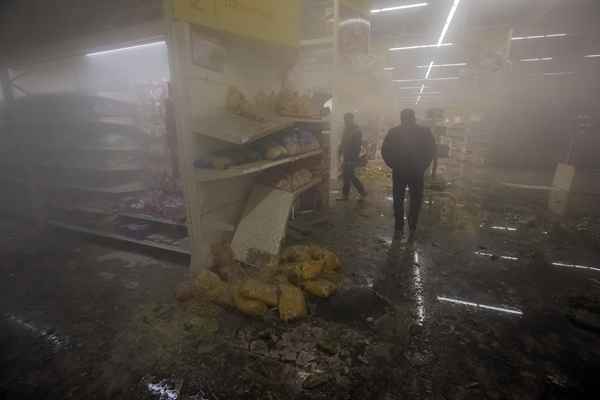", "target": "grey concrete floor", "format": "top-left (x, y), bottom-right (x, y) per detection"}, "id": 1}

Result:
top-left (1, 166), bottom-right (600, 399)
